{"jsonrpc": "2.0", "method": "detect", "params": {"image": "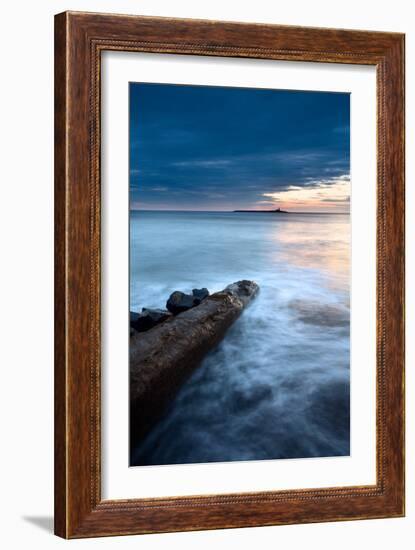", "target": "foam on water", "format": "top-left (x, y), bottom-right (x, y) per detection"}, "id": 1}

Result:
top-left (130, 211), bottom-right (350, 465)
